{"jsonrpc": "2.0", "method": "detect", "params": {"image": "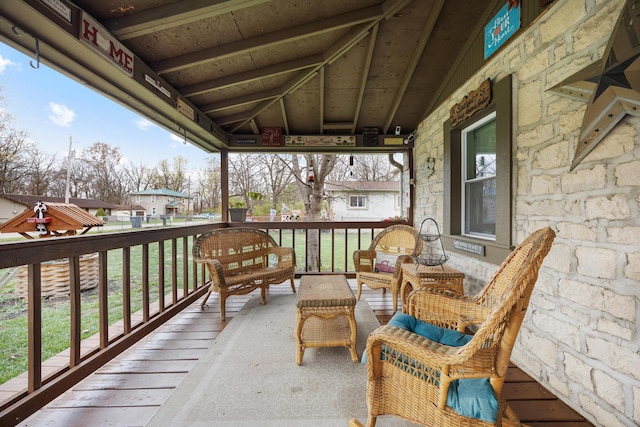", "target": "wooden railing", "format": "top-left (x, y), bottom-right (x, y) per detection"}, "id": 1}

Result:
top-left (0, 220), bottom-right (402, 425)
